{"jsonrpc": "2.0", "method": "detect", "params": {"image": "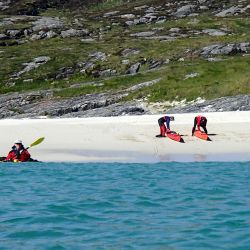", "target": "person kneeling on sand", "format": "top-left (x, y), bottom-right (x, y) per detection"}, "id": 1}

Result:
top-left (156, 116), bottom-right (175, 137)
top-left (6, 140), bottom-right (31, 162)
top-left (192, 115), bottom-right (208, 136)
